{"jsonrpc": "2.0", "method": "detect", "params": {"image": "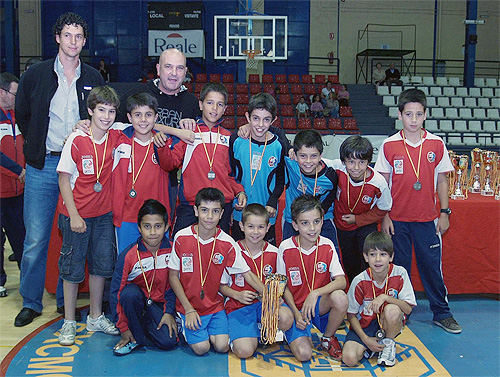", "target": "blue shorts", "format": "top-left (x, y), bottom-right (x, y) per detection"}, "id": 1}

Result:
top-left (179, 310), bottom-right (228, 345)
top-left (227, 302), bottom-right (262, 341)
top-left (58, 212), bottom-right (116, 283)
top-left (284, 296), bottom-right (329, 344)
